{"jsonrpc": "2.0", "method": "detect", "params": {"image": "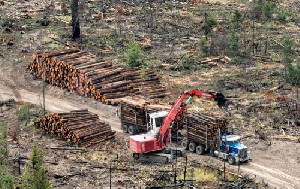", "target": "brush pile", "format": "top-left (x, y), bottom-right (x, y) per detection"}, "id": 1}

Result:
top-left (28, 48), bottom-right (168, 105)
top-left (35, 109), bottom-right (115, 147)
